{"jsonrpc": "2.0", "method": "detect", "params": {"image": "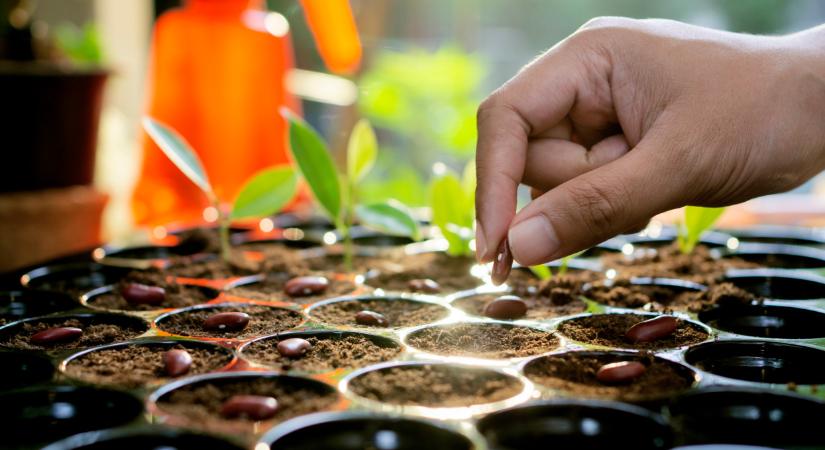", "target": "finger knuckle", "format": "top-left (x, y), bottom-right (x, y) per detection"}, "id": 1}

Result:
top-left (567, 178), bottom-right (627, 238)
